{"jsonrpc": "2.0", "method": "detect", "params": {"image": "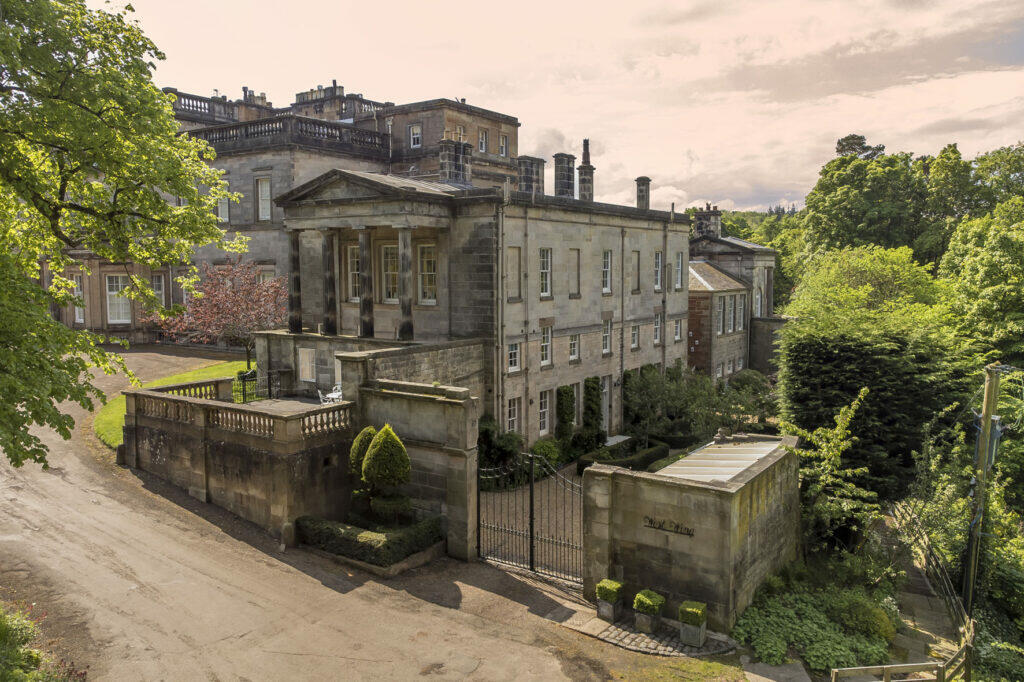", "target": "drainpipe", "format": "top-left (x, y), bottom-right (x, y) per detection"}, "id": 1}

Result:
top-left (494, 199), bottom-right (505, 425)
top-left (662, 214), bottom-right (669, 371)
top-left (618, 227), bottom-right (626, 436)
top-left (523, 205), bottom-right (531, 442)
